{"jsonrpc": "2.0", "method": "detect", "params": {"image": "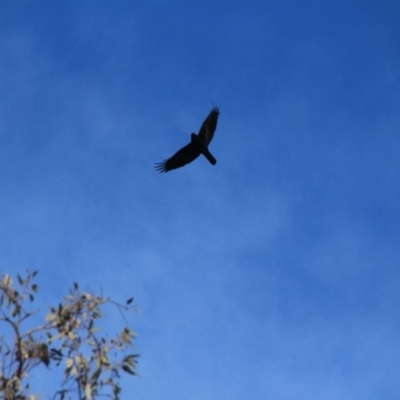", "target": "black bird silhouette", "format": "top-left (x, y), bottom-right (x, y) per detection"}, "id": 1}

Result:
top-left (155, 106), bottom-right (219, 172)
